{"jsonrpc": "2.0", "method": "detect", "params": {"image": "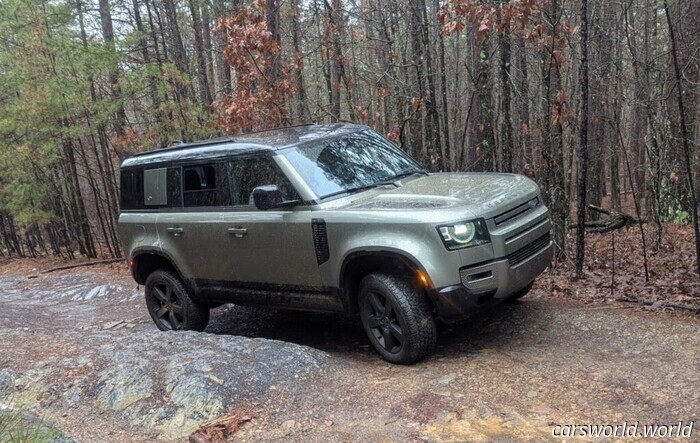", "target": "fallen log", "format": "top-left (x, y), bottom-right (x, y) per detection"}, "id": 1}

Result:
top-left (39, 258), bottom-right (125, 274)
top-left (616, 297), bottom-right (700, 314)
top-left (569, 204), bottom-right (645, 233)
